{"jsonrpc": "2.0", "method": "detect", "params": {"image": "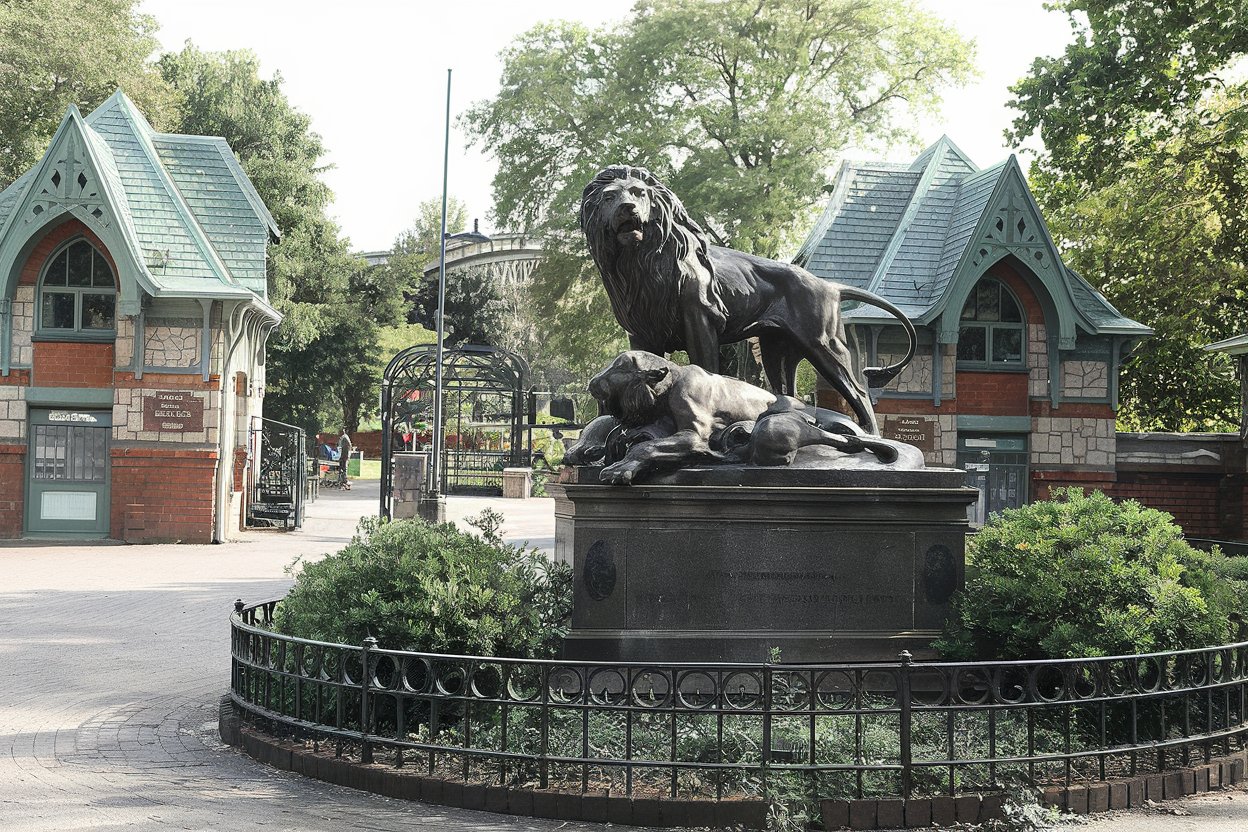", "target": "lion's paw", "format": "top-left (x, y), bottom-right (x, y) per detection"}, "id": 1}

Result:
top-left (600, 461), bottom-right (639, 485)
